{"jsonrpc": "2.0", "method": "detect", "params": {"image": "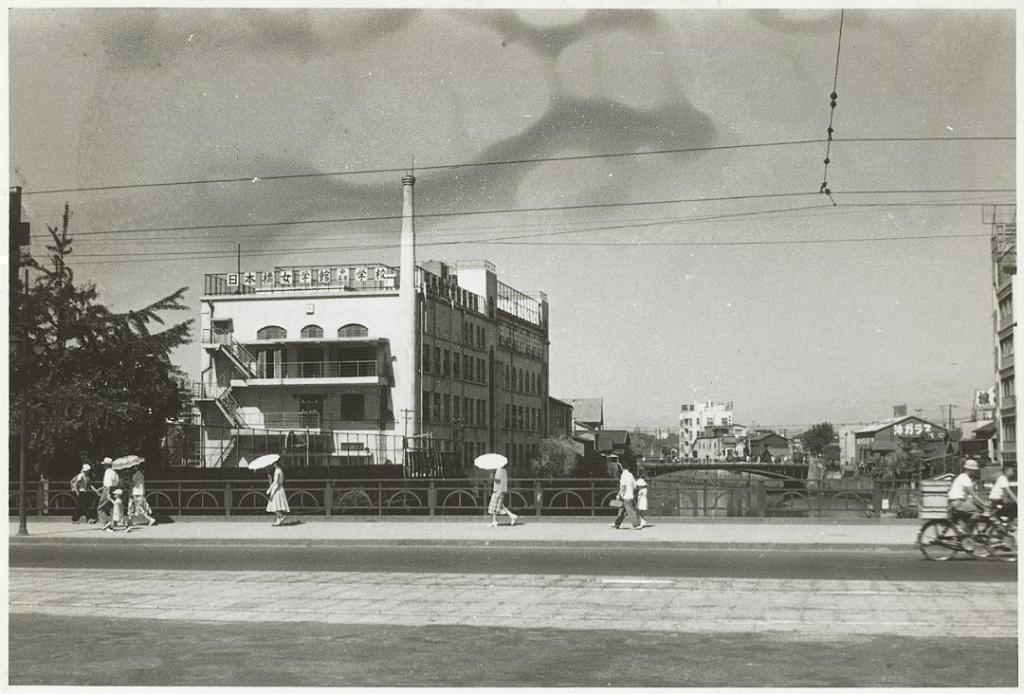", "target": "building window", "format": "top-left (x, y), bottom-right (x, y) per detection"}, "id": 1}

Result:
top-left (339, 394), bottom-right (365, 421)
top-left (453, 396), bottom-right (461, 422)
top-left (453, 351), bottom-right (461, 379)
top-left (299, 395), bottom-right (324, 428)
top-left (504, 364), bottom-right (510, 389)
top-left (422, 391), bottom-right (431, 423)
top-left (478, 400), bottom-right (486, 427)
top-left (338, 323), bottom-right (368, 338)
top-left (442, 394), bottom-right (451, 423)
top-left (504, 404), bottom-right (510, 429)
top-left (257, 326), bottom-right (287, 340)
top-left (423, 347), bottom-right (431, 373)
top-left (443, 350), bottom-right (450, 377)
top-left (433, 393), bottom-right (441, 423)
top-left (434, 347), bottom-right (441, 375)
top-left (301, 325), bottom-right (324, 339)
